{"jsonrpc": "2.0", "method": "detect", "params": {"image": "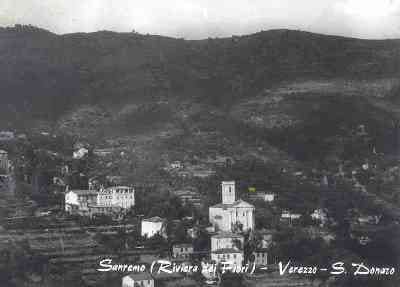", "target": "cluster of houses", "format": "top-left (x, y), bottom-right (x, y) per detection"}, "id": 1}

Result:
top-left (62, 176), bottom-right (384, 287)
top-left (64, 185), bottom-right (135, 217)
top-left (120, 181), bottom-right (268, 287)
